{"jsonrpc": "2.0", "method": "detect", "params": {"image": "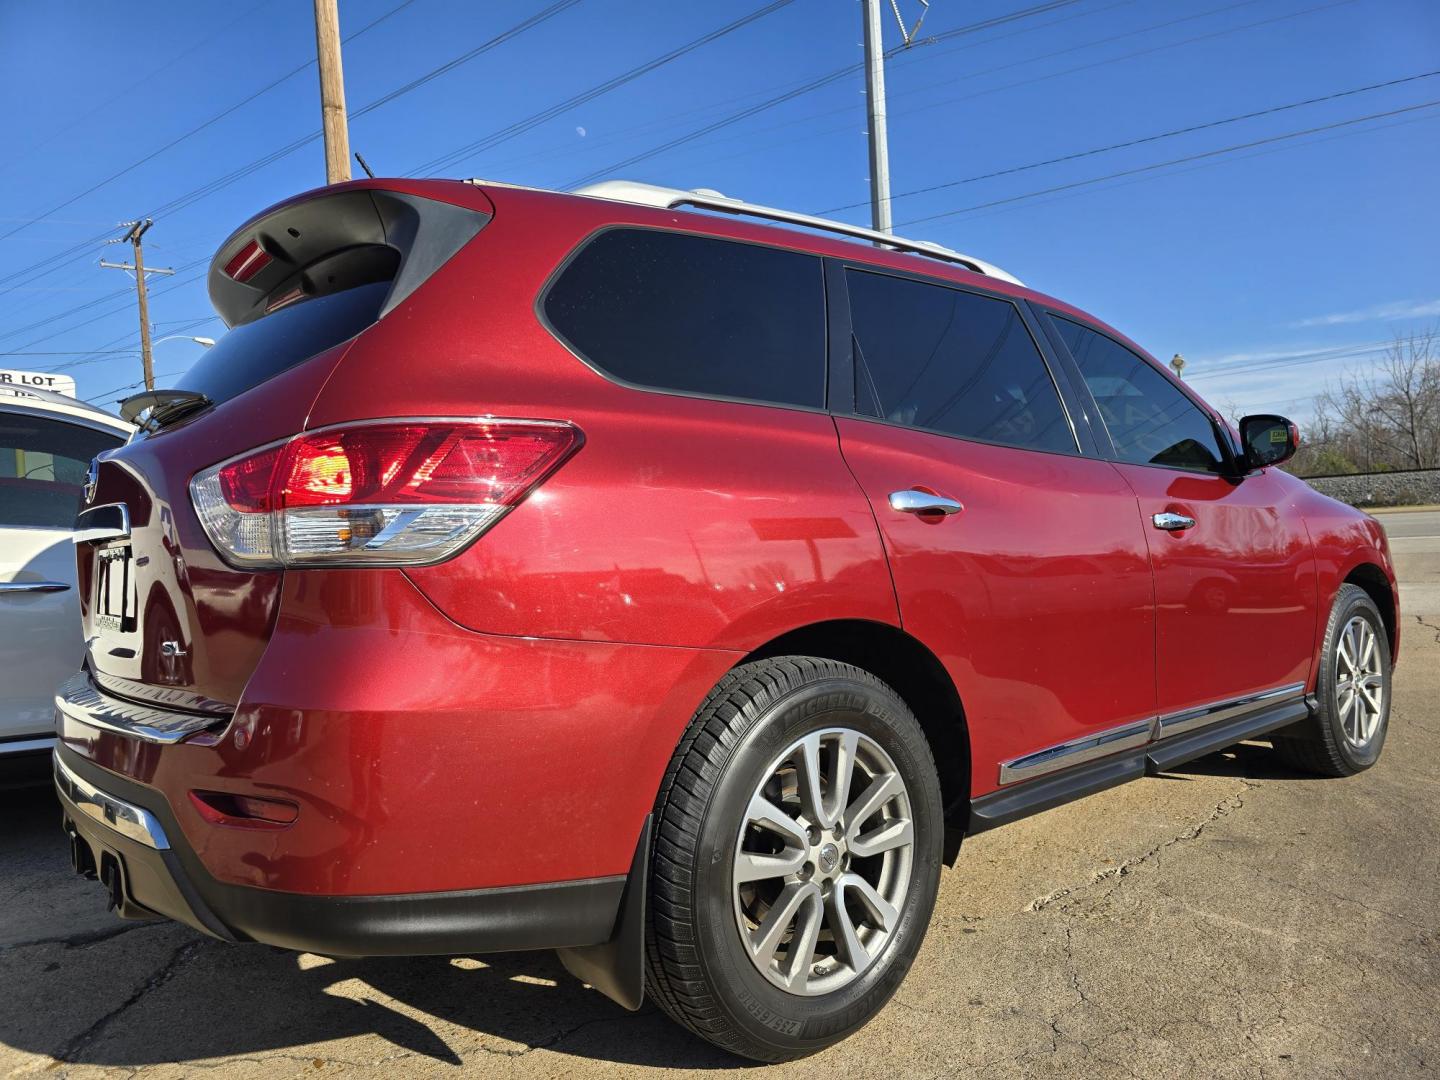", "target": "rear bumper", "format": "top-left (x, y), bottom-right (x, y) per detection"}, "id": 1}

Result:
top-left (55, 747), bottom-right (626, 955)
